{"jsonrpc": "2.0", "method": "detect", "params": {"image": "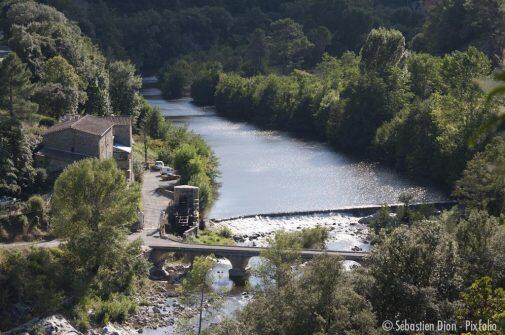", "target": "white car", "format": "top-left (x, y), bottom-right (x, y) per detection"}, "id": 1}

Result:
top-left (161, 166), bottom-right (175, 176)
top-left (154, 161), bottom-right (164, 170)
